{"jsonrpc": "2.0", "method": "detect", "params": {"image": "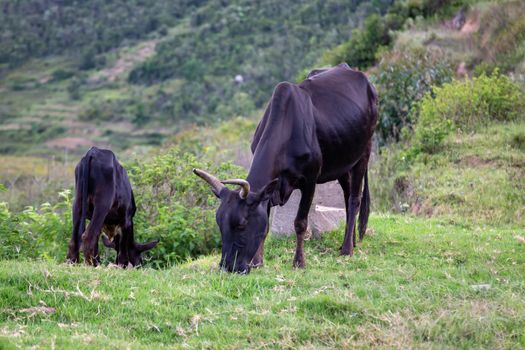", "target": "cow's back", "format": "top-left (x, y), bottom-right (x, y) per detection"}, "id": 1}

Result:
top-left (299, 64), bottom-right (376, 183)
